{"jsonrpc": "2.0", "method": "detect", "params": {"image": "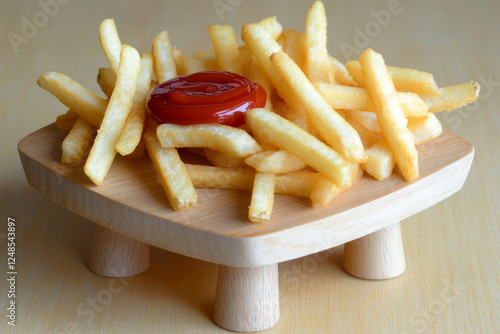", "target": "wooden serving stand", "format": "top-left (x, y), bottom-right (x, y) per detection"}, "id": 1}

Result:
top-left (18, 123), bottom-right (474, 332)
